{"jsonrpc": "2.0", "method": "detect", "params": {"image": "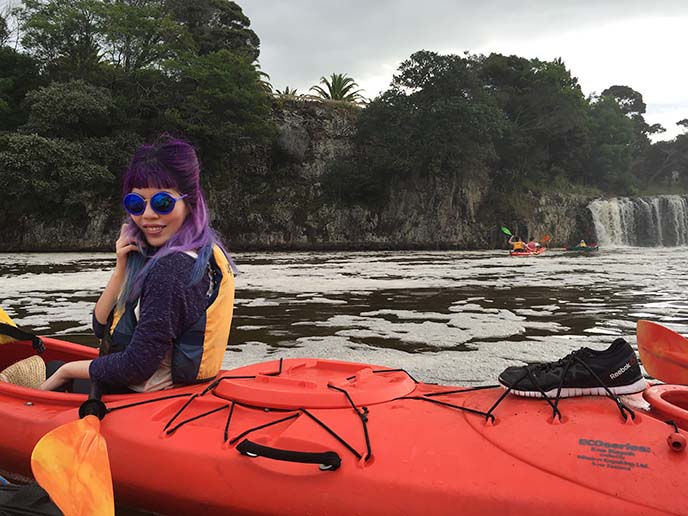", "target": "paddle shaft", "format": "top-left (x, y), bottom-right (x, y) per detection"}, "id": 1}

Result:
top-left (79, 381), bottom-right (107, 420)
